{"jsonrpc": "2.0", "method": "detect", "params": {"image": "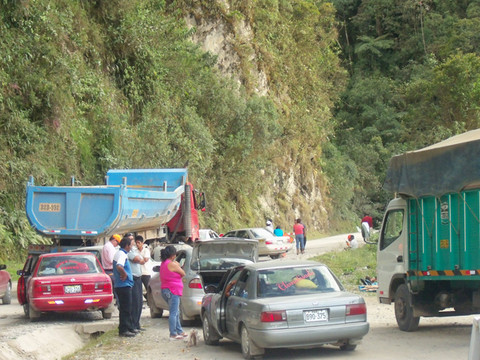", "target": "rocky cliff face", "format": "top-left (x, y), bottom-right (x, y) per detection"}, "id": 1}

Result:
top-left (183, 2), bottom-right (330, 231)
